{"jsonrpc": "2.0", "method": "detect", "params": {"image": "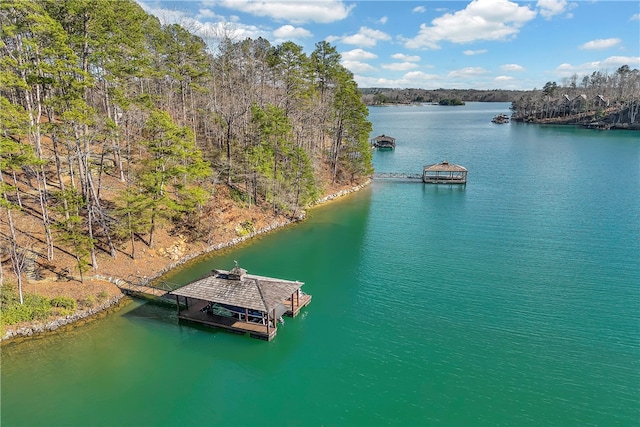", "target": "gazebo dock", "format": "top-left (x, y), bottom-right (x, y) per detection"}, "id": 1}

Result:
top-left (422, 161), bottom-right (468, 184)
top-left (371, 134), bottom-right (396, 149)
top-left (169, 264), bottom-right (311, 341)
